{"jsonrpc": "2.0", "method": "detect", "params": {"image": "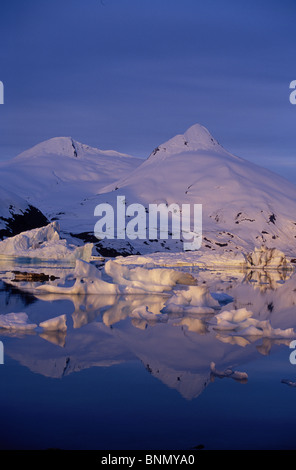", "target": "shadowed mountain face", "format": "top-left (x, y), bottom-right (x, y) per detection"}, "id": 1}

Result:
top-left (0, 187), bottom-right (48, 240)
